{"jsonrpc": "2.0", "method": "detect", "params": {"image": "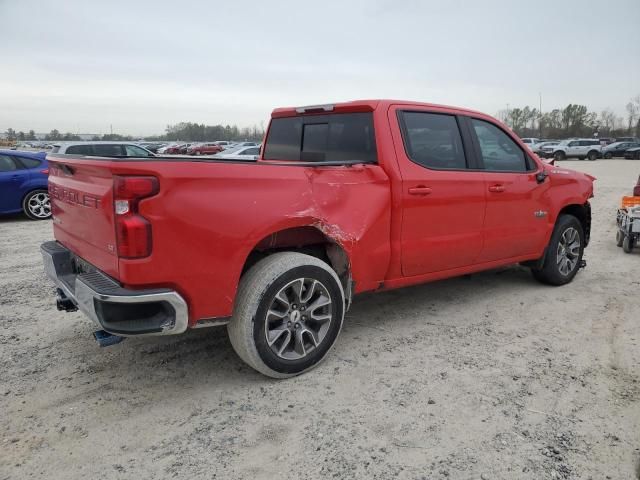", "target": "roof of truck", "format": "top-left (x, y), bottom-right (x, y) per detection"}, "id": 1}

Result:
top-left (271, 99), bottom-right (487, 118)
